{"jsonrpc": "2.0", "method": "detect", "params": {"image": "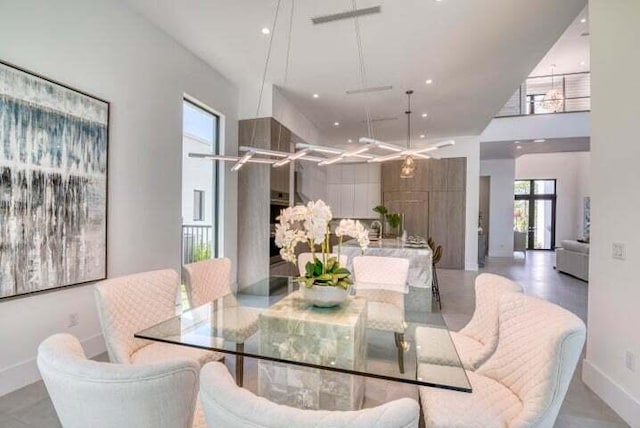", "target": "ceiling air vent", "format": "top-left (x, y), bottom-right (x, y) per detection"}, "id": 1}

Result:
top-left (311, 6), bottom-right (381, 25)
